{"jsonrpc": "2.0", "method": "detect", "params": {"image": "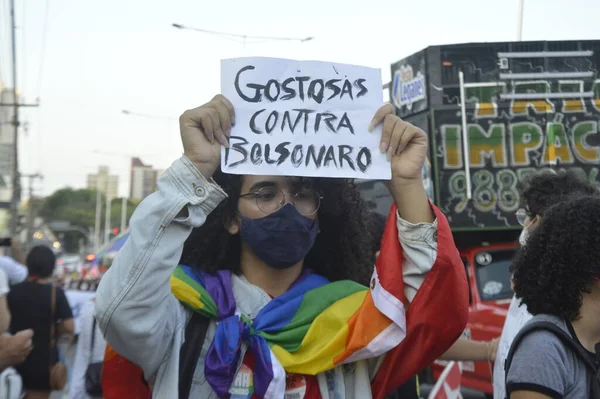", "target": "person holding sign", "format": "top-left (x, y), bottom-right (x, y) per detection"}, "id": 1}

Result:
top-left (96, 58), bottom-right (467, 399)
